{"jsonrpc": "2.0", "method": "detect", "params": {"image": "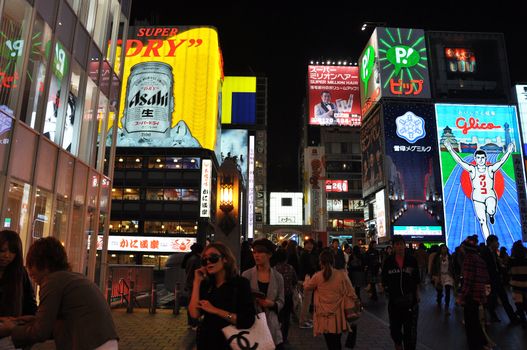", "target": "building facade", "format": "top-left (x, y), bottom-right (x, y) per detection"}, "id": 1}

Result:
top-left (0, 0), bottom-right (131, 287)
